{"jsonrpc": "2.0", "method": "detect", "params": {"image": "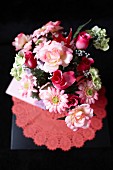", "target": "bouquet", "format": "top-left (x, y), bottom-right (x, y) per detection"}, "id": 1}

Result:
top-left (10, 20), bottom-right (110, 132)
